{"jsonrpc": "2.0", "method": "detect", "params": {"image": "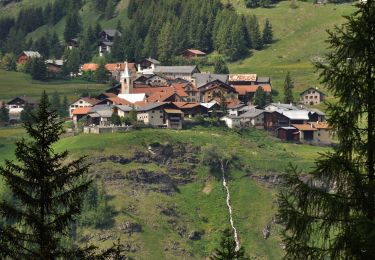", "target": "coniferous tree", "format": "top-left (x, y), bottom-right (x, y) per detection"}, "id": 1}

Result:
top-left (104, 0), bottom-right (117, 19)
top-left (110, 32), bottom-right (123, 61)
top-left (0, 101), bottom-right (9, 125)
top-left (96, 59), bottom-right (108, 83)
top-left (64, 11), bottom-right (81, 42)
top-left (210, 228), bottom-right (248, 260)
top-left (50, 31), bottom-right (63, 59)
top-left (214, 58), bottom-right (230, 74)
top-left (63, 49), bottom-right (80, 76)
top-left (278, 2), bottom-right (375, 259)
top-left (254, 86), bottom-right (267, 107)
top-left (30, 57), bottom-right (47, 81)
top-left (0, 92), bottom-right (92, 258)
top-left (20, 103), bottom-right (34, 124)
top-left (157, 21), bottom-right (175, 64)
top-left (283, 72), bottom-right (294, 104)
top-left (0, 53), bottom-right (16, 71)
top-left (262, 19), bottom-right (273, 44)
top-left (51, 91), bottom-right (61, 116)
